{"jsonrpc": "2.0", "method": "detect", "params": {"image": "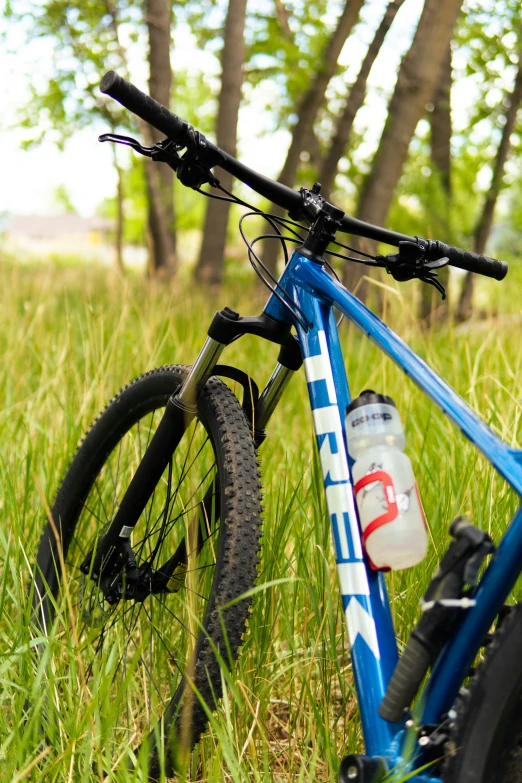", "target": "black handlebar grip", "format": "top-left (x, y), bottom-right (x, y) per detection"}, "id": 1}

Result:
top-left (378, 637), bottom-right (431, 723)
top-left (100, 71), bottom-right (187, 141)
top-left (432, 241), bottom-right (508, 281)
